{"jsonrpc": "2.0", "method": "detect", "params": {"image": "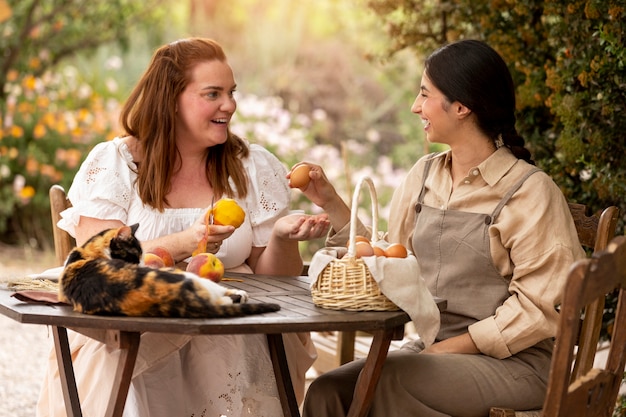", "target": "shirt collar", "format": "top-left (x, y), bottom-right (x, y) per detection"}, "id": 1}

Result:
top-left (478, 147), bottom-right (519, 186)
top-left (440, 147), bottom-right (519, 186)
